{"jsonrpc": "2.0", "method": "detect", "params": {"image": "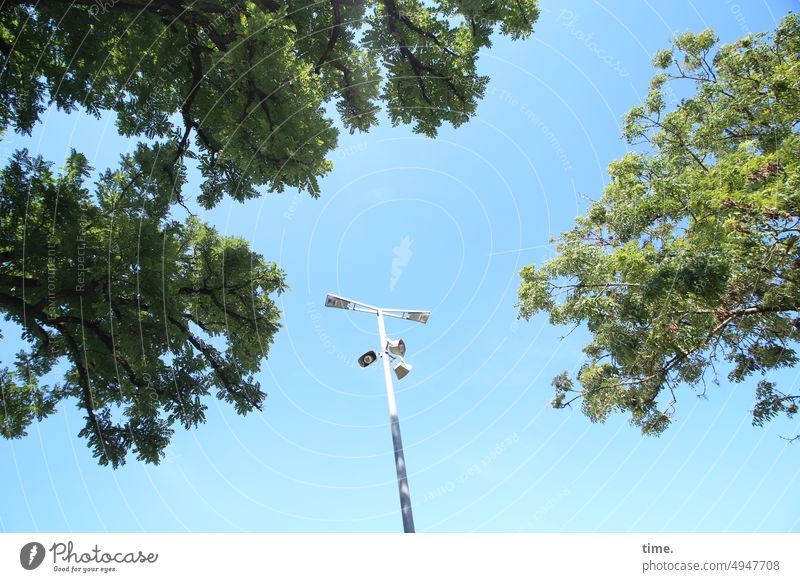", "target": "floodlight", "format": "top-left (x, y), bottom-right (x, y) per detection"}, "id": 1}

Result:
top-left (325, 294), bottom-right (352, 310)
top-left (405, 311), bottom-right (430, 324)
top-left (393, 359), bottom-right (412, 380)
top-left (358, 350), bottom-right (378, 368)
top-left (386, 338), bottom-right (406, 357)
